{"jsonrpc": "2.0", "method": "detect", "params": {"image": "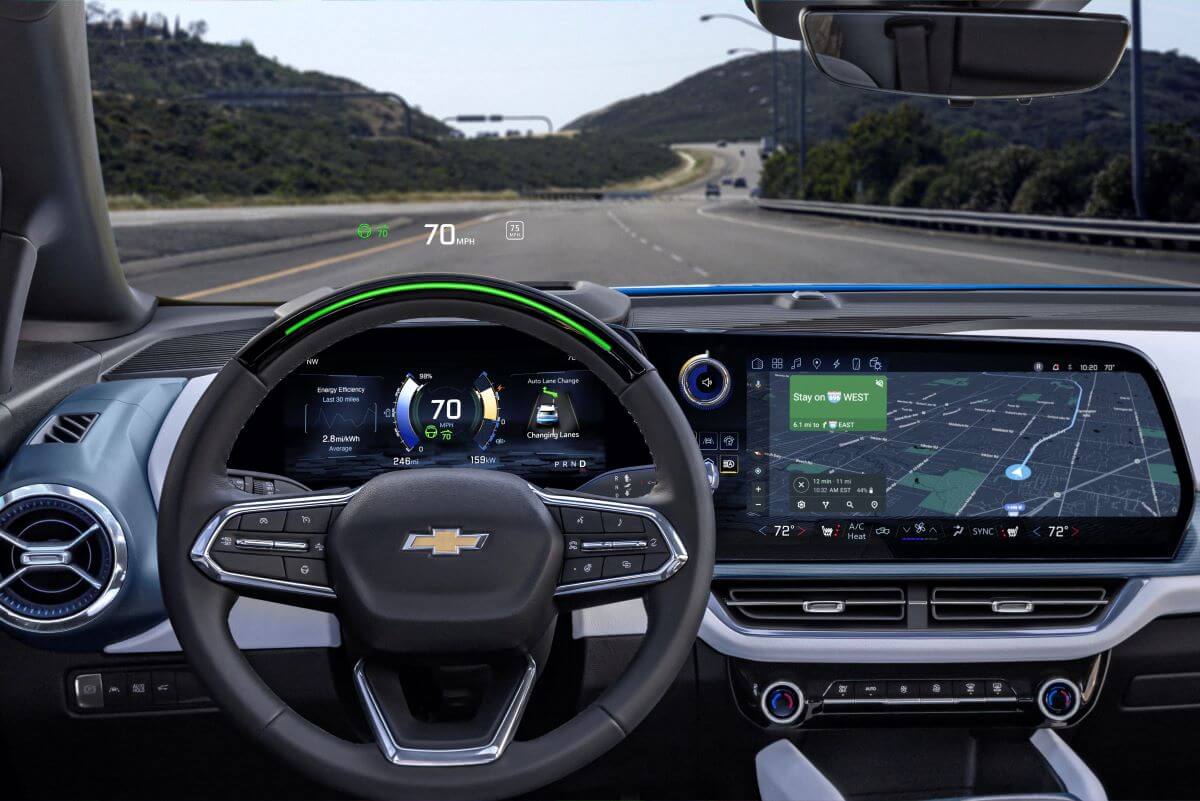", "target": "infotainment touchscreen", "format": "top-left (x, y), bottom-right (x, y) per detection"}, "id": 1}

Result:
top-left (729, 340), bottom-right (1192, 560)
